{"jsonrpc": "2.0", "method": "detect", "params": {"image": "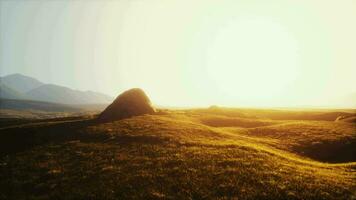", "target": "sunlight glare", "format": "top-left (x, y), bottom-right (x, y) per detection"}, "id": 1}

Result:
top-left (202, 17), bottom-right (300, 105)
